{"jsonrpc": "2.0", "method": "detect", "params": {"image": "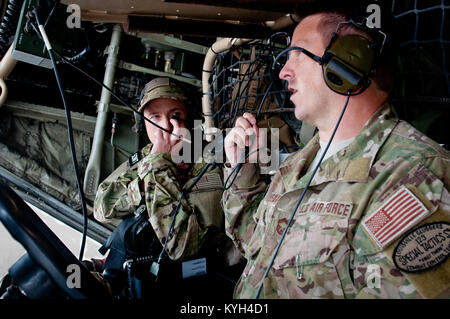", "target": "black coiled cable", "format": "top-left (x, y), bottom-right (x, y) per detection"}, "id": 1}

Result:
top-left (0, 0), bottom-right (23, 58)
